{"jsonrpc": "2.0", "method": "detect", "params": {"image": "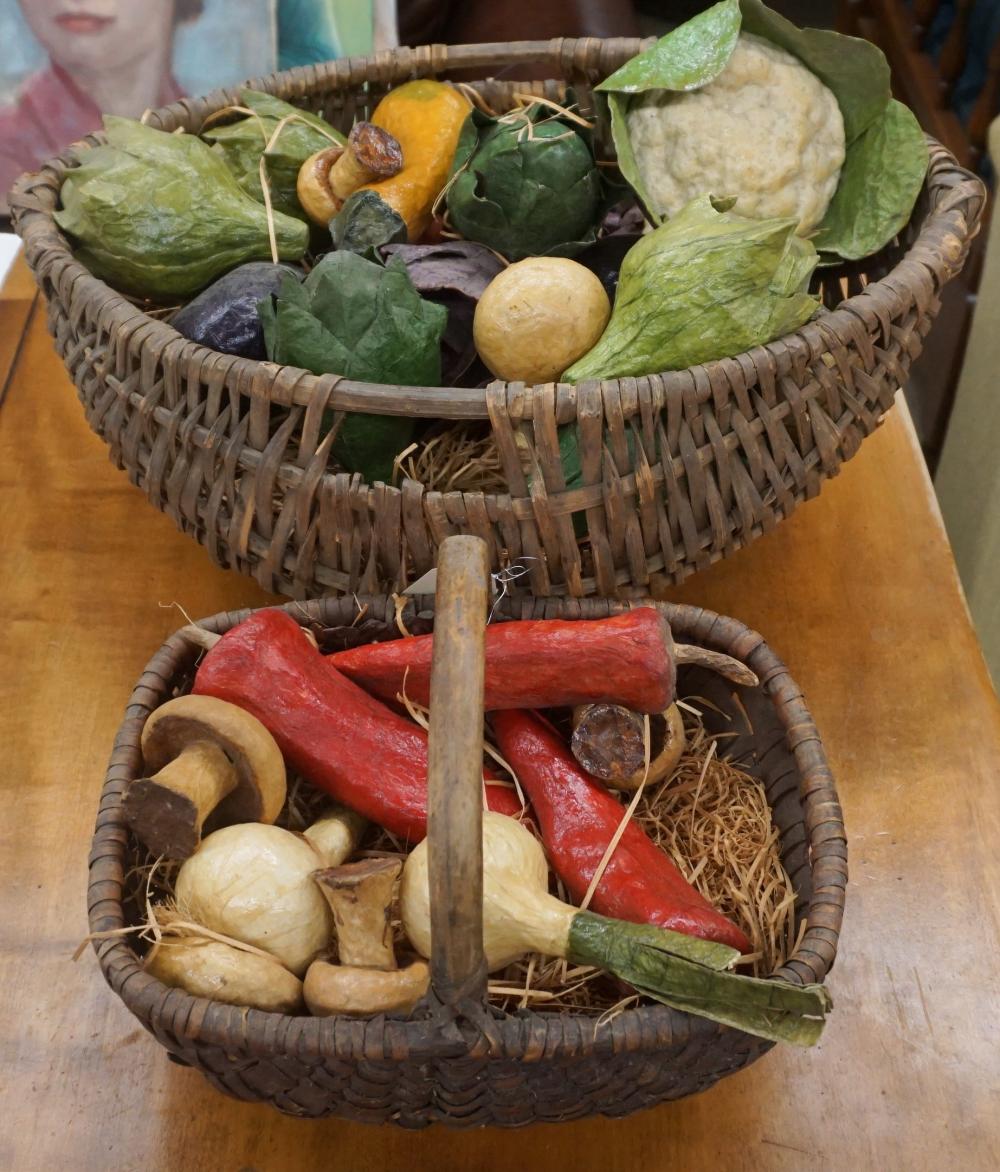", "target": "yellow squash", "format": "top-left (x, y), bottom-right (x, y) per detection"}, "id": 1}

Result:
top-left (361, 79), bottom-right (471, 241)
